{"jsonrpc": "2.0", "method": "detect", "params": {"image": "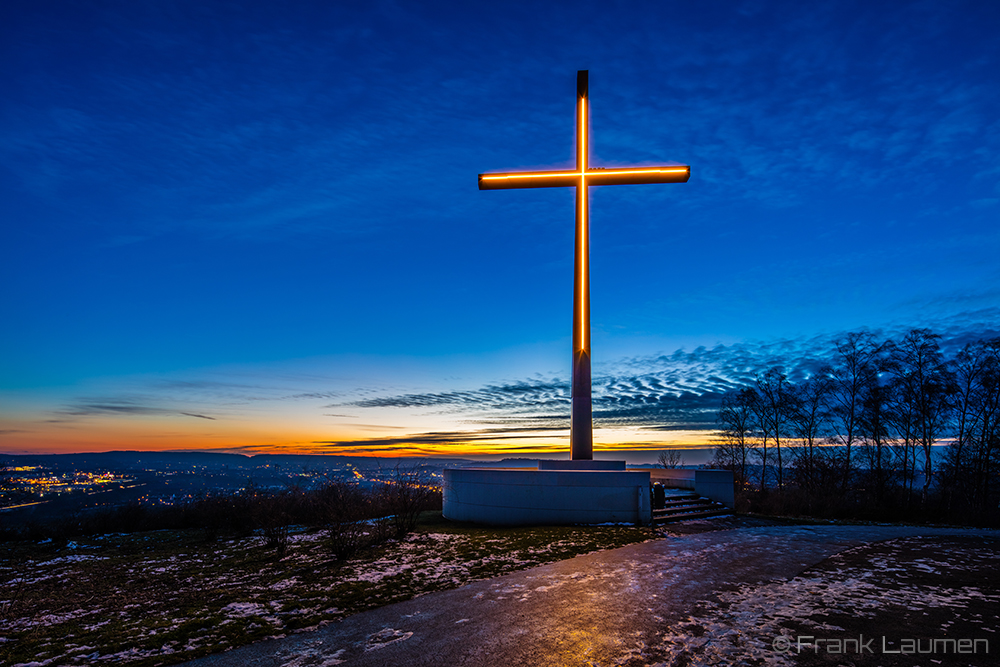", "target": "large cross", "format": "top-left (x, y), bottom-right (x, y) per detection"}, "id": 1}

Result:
top-left (478, 70), bottom-right (689, 461)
